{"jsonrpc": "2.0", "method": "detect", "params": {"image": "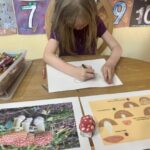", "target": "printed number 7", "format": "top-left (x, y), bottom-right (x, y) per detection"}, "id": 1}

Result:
top-left (113, 2), bottom-right (126, 25)
top-left (21, 2), bottom-right (37, 28)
